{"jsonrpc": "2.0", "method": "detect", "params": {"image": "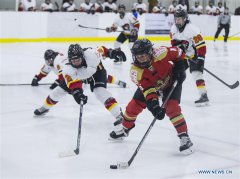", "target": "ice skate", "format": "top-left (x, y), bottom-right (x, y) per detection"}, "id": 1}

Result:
top-left (195, 93), bottom-right (209, 107)
top-left (179, 134), bottom-right (194, 155)
top-left (118, 80), bottom-right (127, 88)
top-left (34, 106), bottom-right (49, 116)
top-left (109, 125), bottom-right (134, 141)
